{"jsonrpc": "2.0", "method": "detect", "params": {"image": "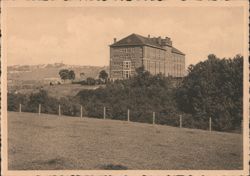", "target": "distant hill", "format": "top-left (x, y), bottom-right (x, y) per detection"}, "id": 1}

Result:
top-left (7, 63), bottom-right (109, 81)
